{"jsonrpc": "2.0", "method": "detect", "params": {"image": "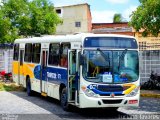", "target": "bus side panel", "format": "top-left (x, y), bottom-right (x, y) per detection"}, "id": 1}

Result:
top-left (34, 65), bottom-right (67, 99)
top-left (47, 83), bottom-right (60, 100)
top-left (12, 61), bottom-right (19, 84)
top-left (23, 63), bottom-right (41, 92)
top-left (19, 64), bottom-right (24, 85)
